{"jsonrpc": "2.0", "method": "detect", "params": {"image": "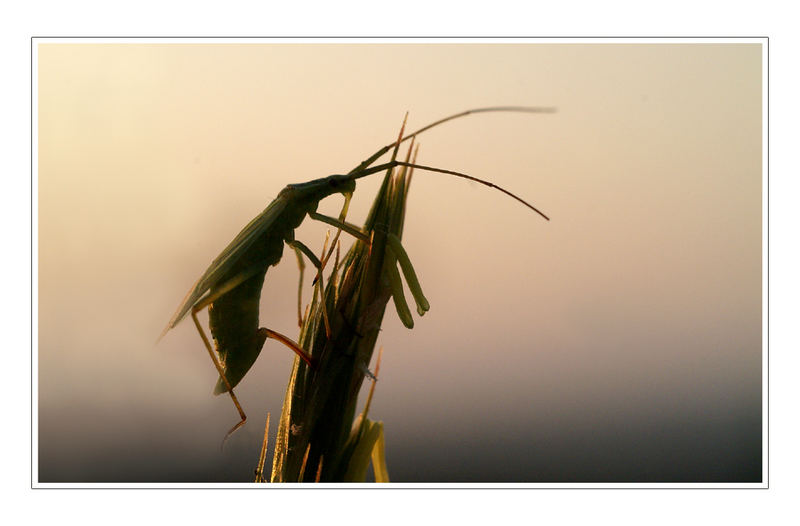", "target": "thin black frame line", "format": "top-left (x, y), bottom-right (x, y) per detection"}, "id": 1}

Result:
top-left (30, 36), bottom-right (769, 489)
